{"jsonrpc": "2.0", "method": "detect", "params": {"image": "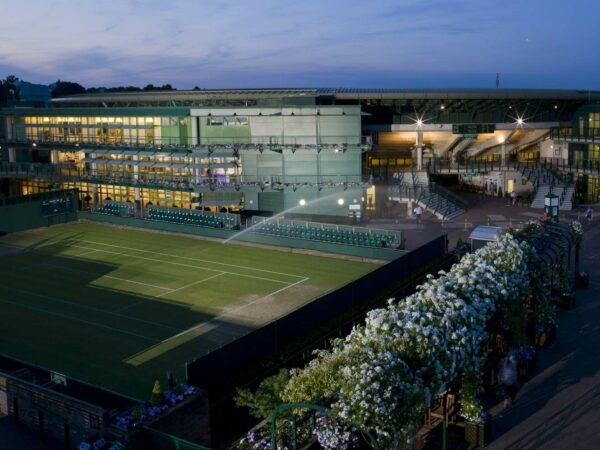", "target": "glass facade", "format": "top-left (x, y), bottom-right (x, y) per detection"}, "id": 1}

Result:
top-left (17, 116), bottom-right (192, 146)
top-left (2, 107), bottom-right (364, 216)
